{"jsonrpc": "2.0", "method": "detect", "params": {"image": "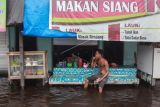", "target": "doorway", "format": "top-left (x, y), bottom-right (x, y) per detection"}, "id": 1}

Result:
top-left (103, 41), bottom-right (124, 65)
